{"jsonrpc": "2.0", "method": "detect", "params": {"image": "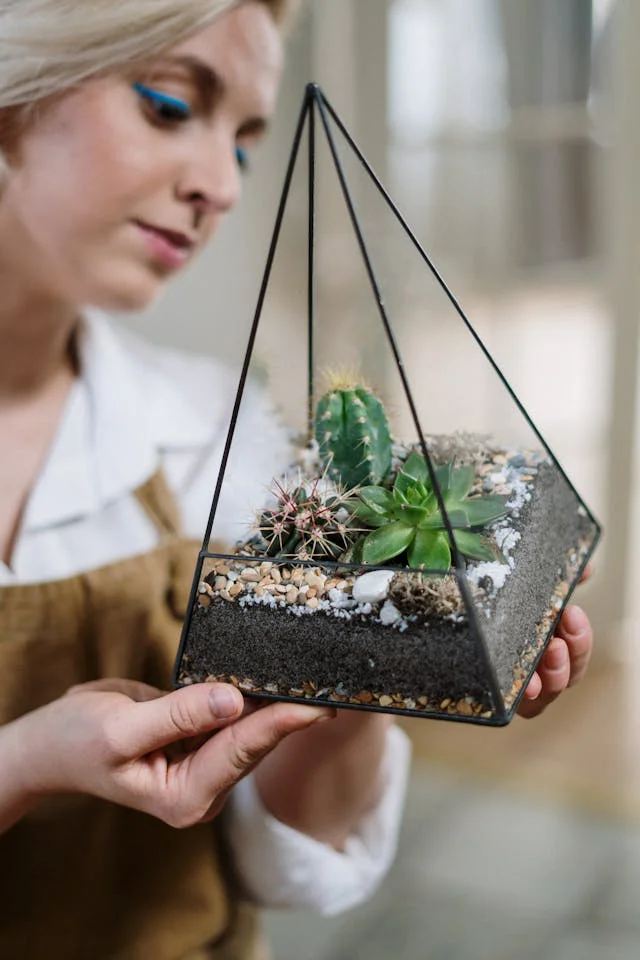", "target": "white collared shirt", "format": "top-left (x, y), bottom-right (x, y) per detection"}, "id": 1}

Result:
top-left (0, 310), bottom-right (411, 915)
